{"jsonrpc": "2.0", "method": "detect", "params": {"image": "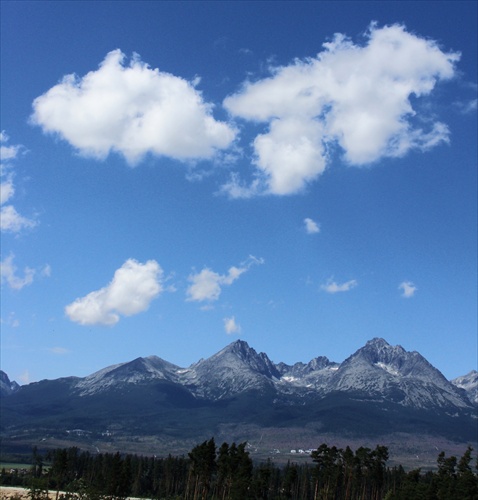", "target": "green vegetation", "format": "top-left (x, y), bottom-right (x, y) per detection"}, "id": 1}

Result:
top-left (0, 442), bottom-right (476, 499)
